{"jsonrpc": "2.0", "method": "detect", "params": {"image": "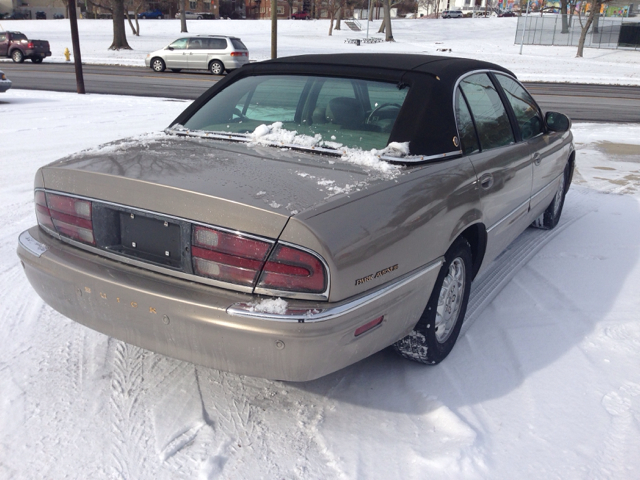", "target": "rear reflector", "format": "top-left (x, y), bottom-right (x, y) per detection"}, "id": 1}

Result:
top-left (192, 225), bottom-right (271, 286)
top-left (257, 244), bottom-right (327, 294)
top-left (354, 316), bottom-right (384, 337)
